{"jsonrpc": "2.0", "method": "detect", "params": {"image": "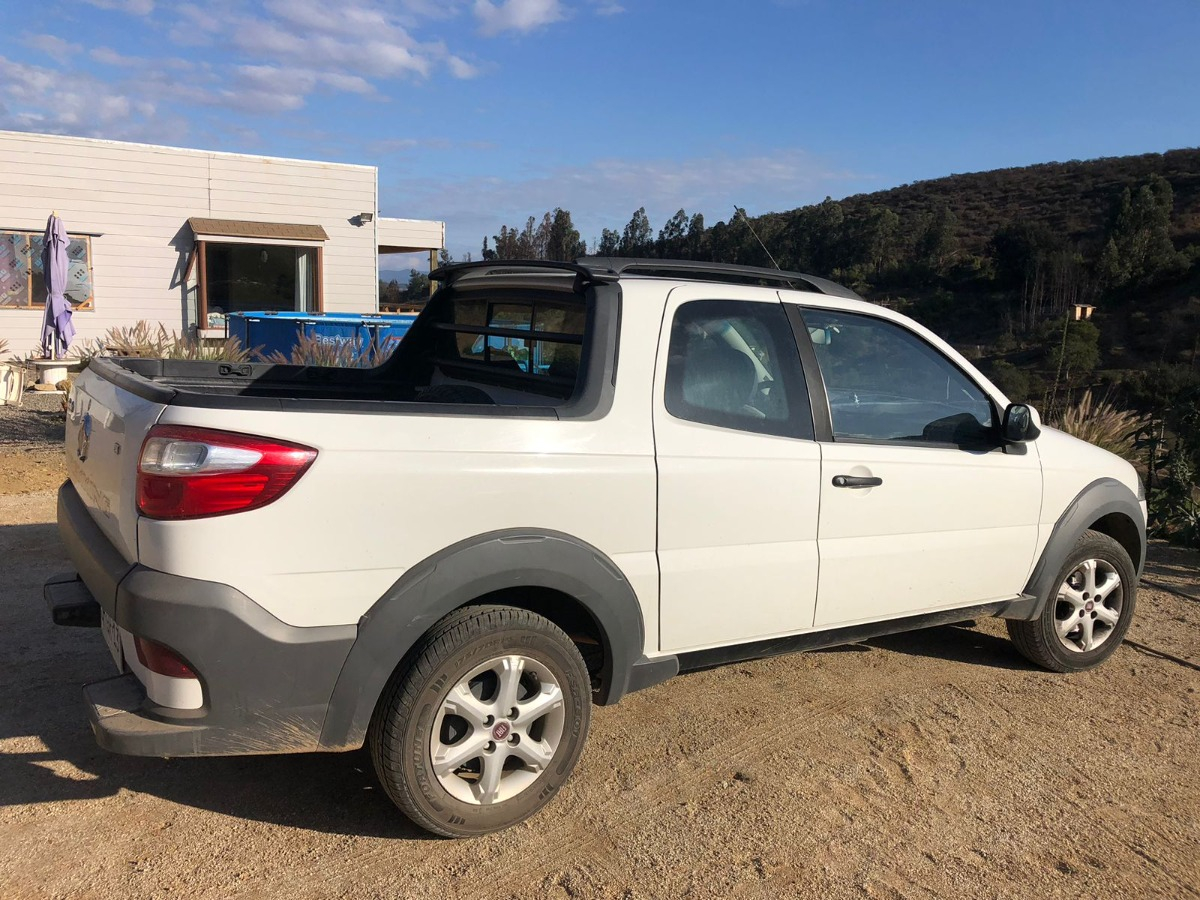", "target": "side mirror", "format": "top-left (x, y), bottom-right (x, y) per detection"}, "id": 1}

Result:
top-left (1002, 403), bottom-right (1041, 443)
